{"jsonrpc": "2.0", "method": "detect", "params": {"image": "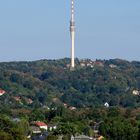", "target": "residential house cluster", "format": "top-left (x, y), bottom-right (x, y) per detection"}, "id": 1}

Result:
top-left (31, 121), bottom-right (57, 134)
top-left (66, 60), bottom-right (104, 69)
top-left (13, 96), bottom-right (33, 104)
top-left (80, 60), bottom-right (104, 68)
